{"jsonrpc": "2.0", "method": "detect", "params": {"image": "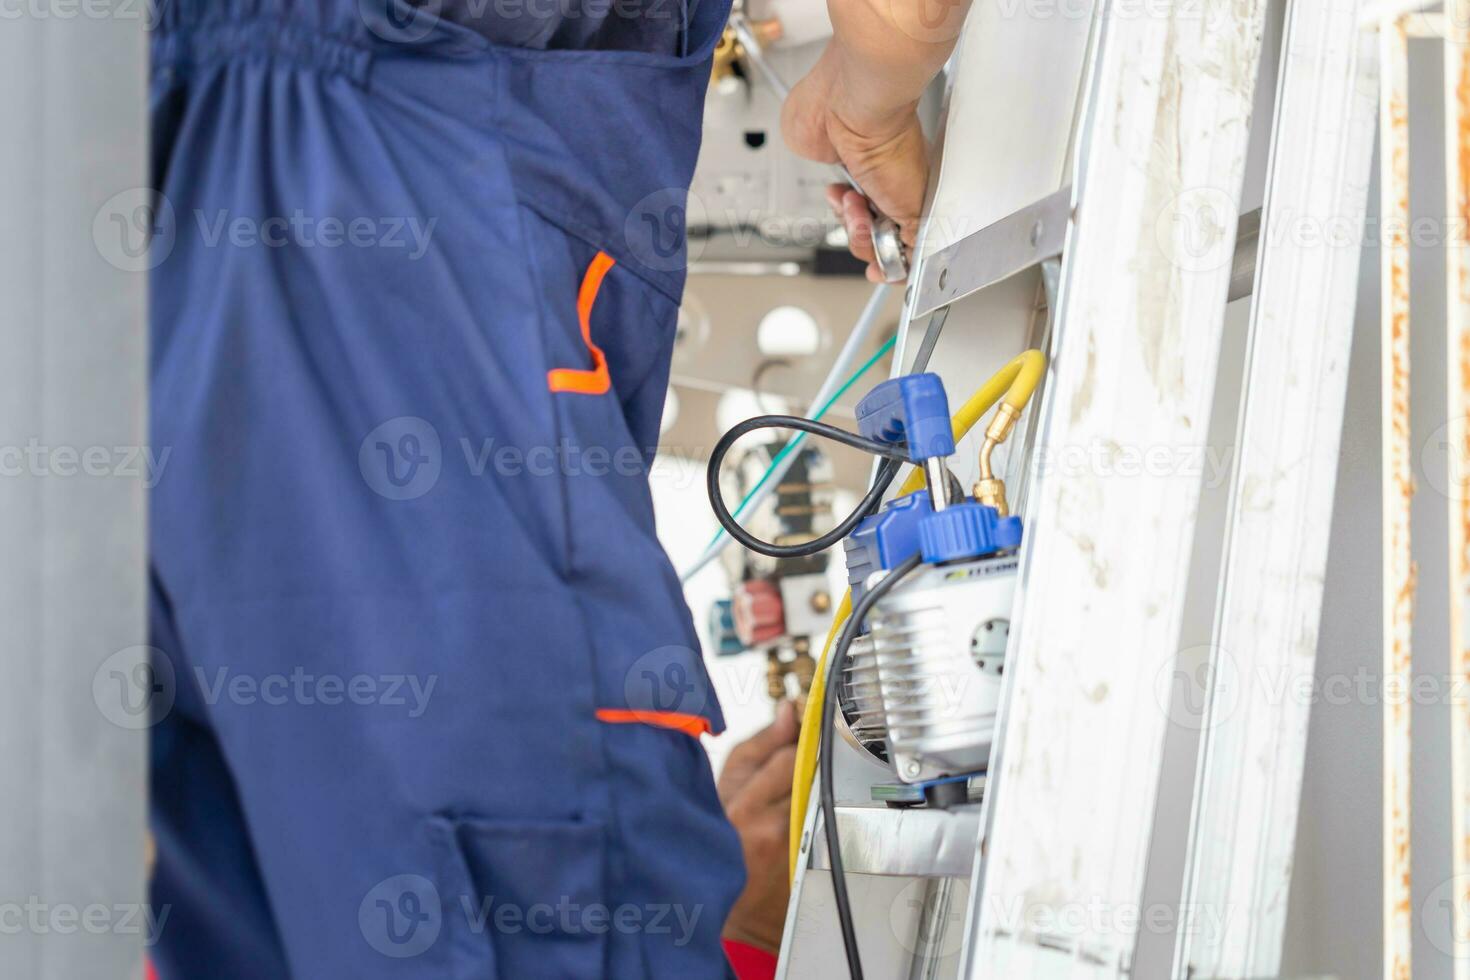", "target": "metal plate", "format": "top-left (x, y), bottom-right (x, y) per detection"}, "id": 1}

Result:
top-left (912, 187), bottom-right (1073, 319)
